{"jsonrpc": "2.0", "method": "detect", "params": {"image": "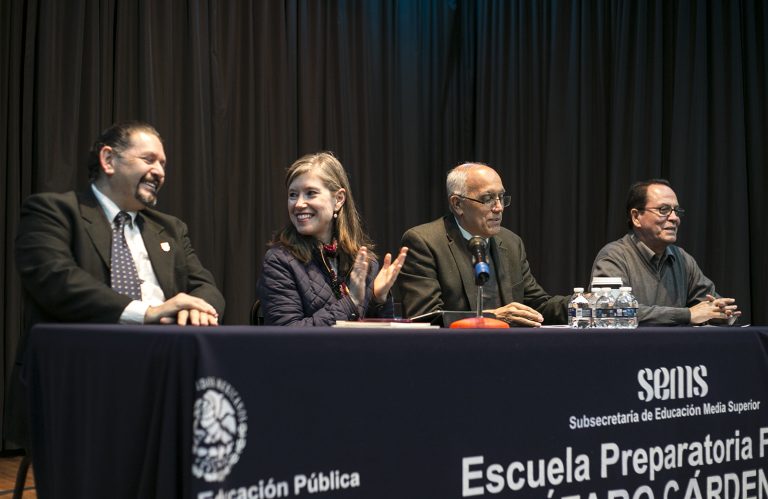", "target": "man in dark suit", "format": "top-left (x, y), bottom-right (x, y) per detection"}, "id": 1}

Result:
top-left (398, 163), bottom-right (567, 326)
top-left (9, 121), bottom-right (225, 445)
